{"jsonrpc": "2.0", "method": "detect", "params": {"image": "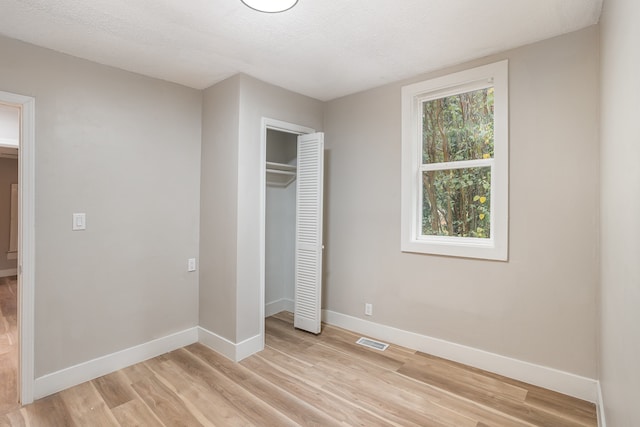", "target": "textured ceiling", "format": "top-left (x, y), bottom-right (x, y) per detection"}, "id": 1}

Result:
top-left (0, 0), bottom-right (602, 101)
